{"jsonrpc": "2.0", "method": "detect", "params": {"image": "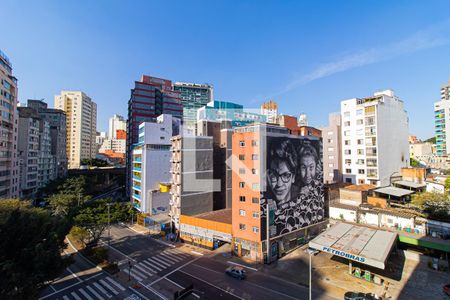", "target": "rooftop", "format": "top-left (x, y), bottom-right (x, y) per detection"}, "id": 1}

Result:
top-left (343, 184), bottom-right (377, 191)
top-left (373, 186), bottom-right (415, 198)
top-left (392, 180), bottom-right (426, 189)
top-left (195, 208), bottom-right (232, 224)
